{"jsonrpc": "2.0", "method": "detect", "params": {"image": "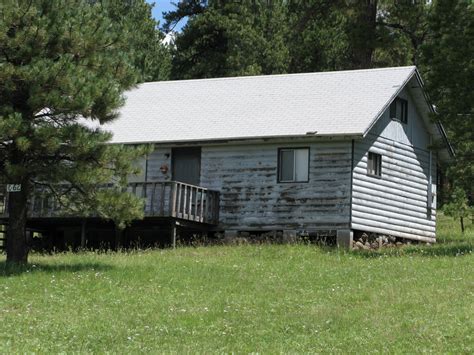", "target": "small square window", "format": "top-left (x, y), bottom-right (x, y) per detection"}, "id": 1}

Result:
top-left (367, 152), bottom-right (382, 177)
top-left (389, 97), bottom-right (408, 124)
top-left (278, 148), bottom-right (309, 182)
